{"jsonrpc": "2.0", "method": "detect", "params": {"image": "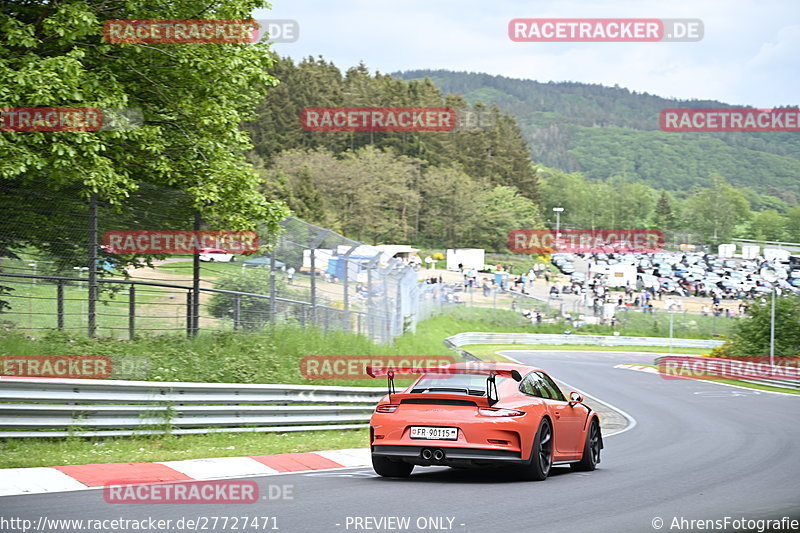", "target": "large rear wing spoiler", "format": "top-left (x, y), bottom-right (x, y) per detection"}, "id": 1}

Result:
top-left (366, 365), bottom-right (523, 406)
